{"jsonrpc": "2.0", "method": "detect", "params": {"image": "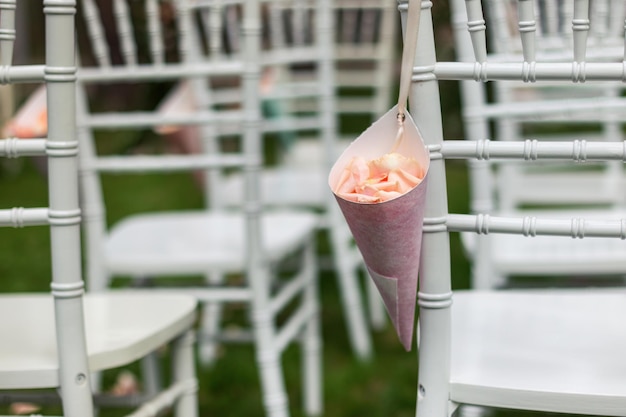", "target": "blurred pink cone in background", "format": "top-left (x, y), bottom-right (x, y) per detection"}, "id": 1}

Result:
top-left (2, 85), bottom-right (47, 138)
